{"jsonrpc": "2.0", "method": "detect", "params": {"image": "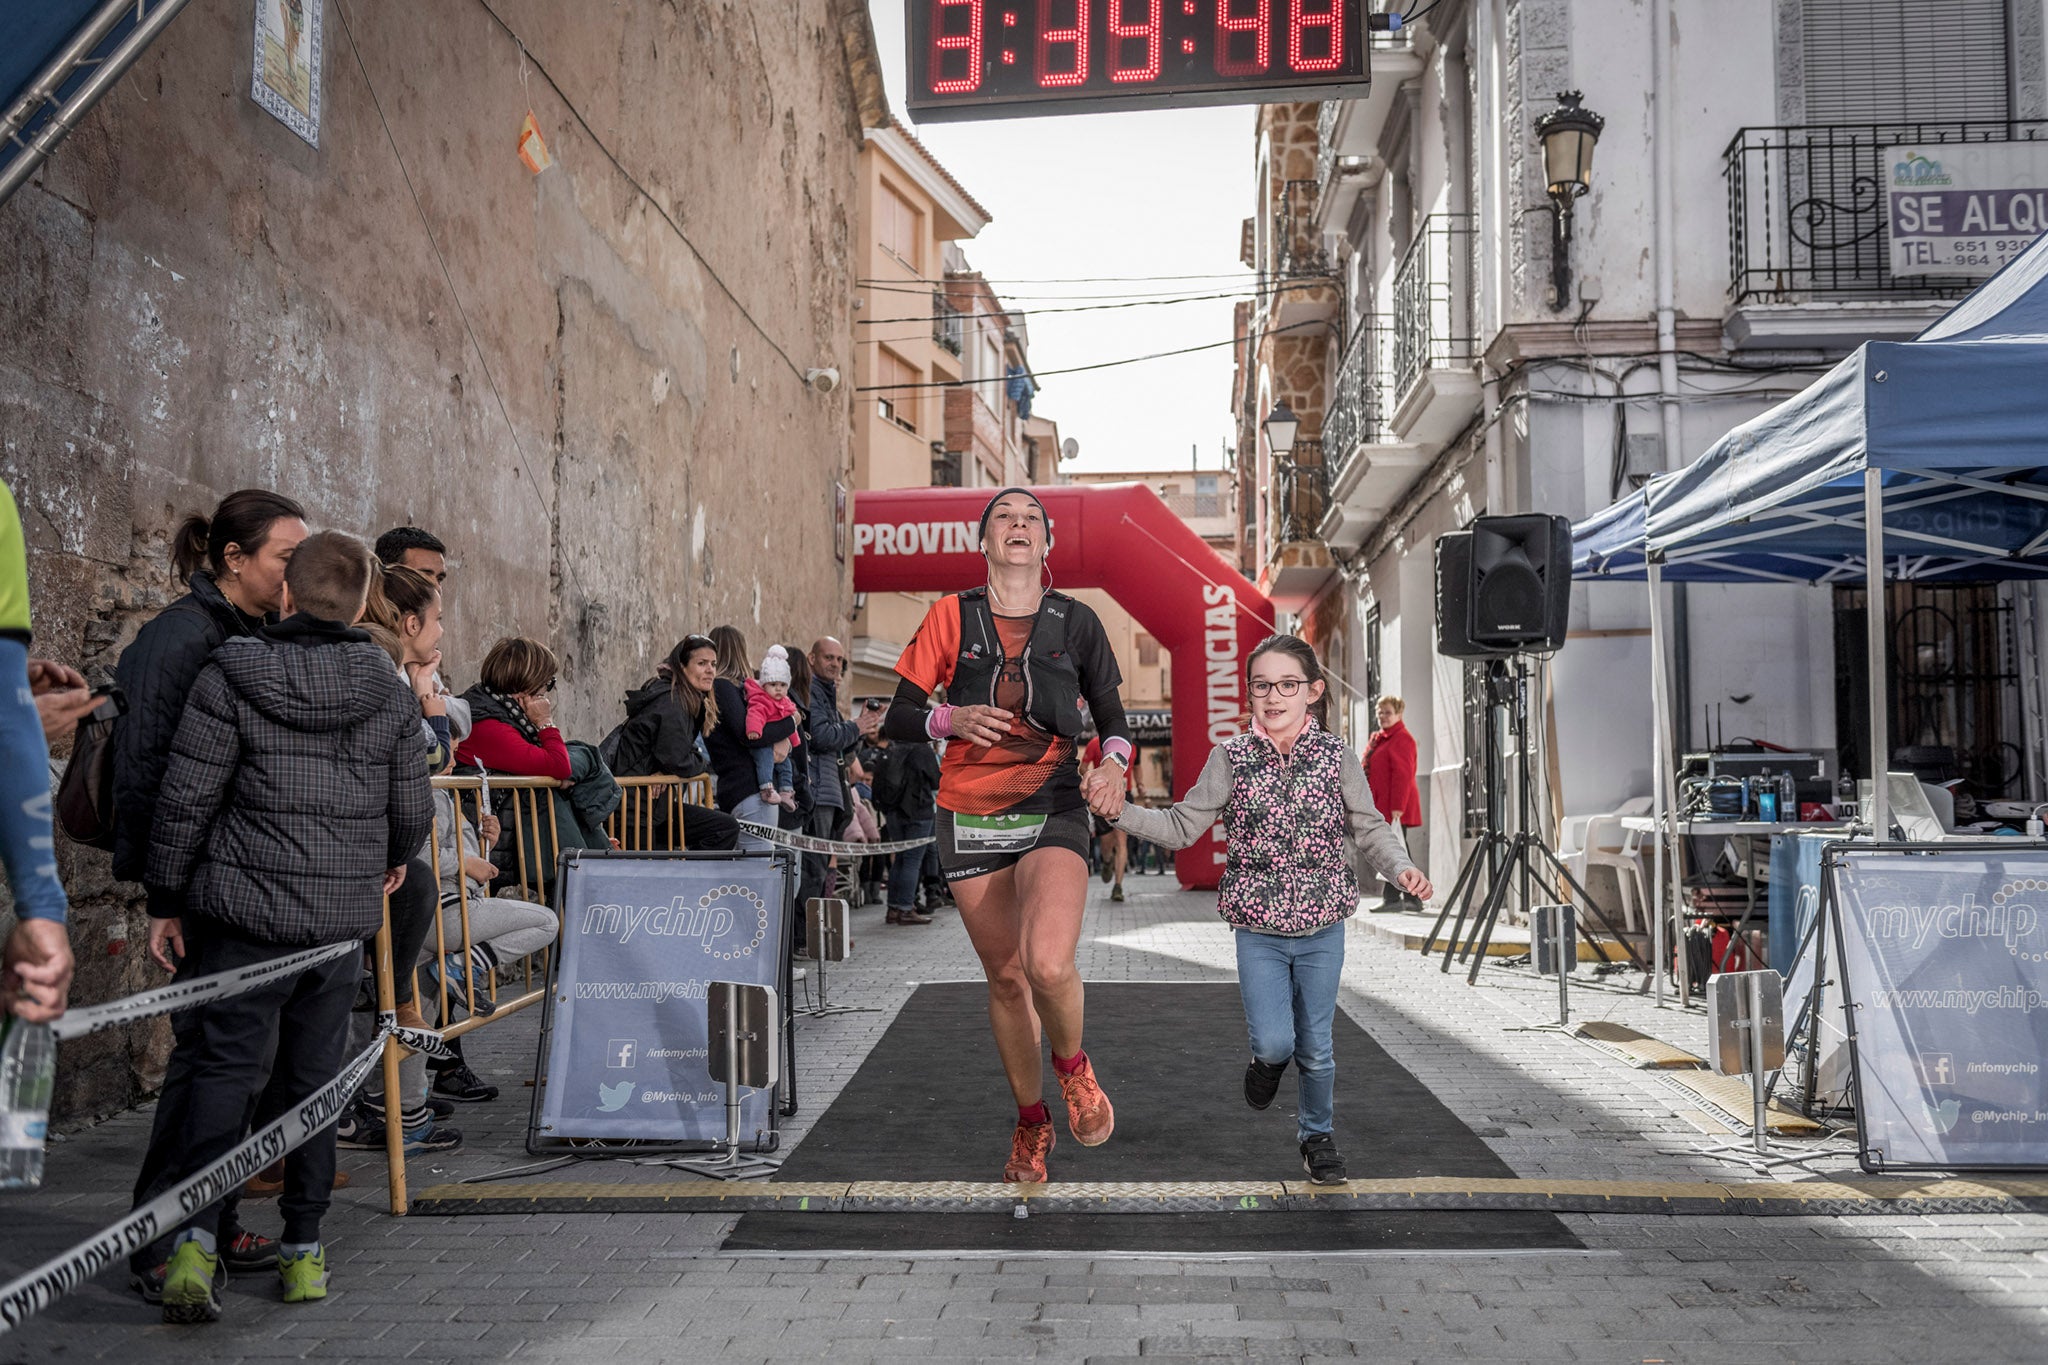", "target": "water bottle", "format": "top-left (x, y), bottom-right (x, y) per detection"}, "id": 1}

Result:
top-left (1779, 771), bottom-right (1798, 823)
top-left (1756, 770), bottom-right (1778, 823)
top-left (0, 1015), bottom-right (56, 1190)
